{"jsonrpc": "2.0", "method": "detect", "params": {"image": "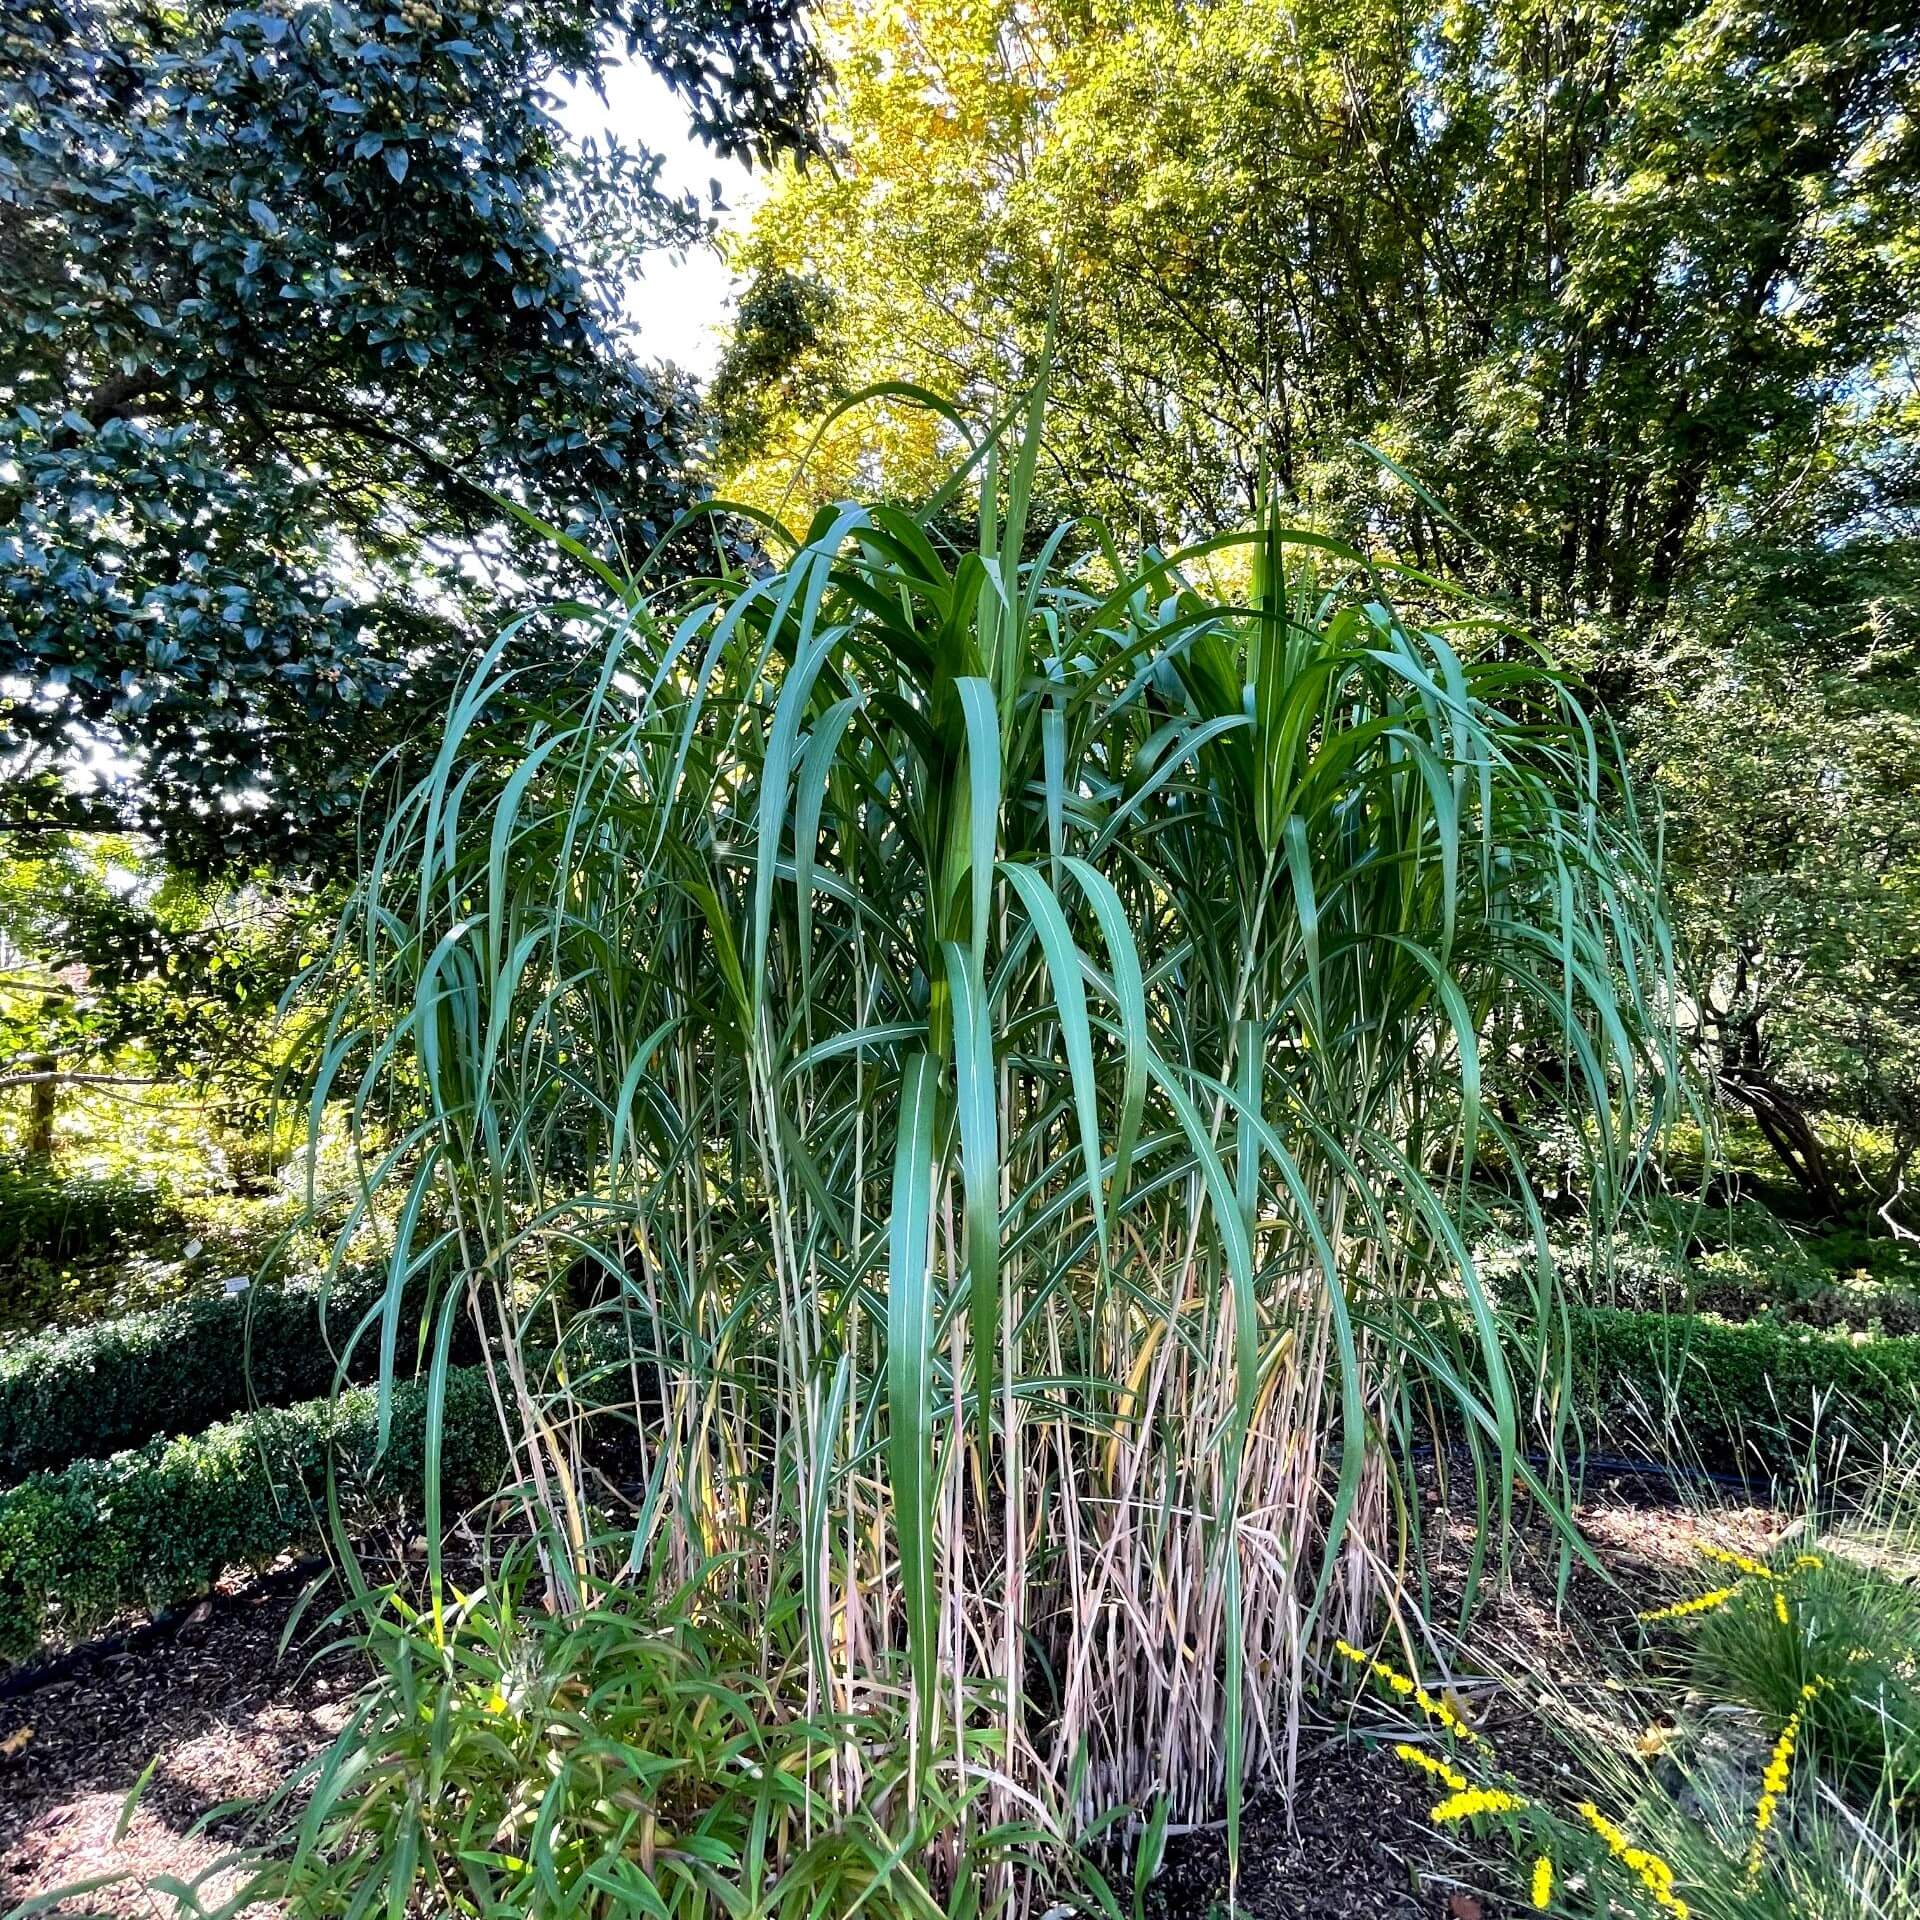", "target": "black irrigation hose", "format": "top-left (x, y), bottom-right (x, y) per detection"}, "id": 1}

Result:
top-left (1563, 1449), bottom-right (1772, 1496)
top-left (0, 1555), bottom-right (329, 1704)
top-left (1411, 1440), bottom-right (1775, 1499)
